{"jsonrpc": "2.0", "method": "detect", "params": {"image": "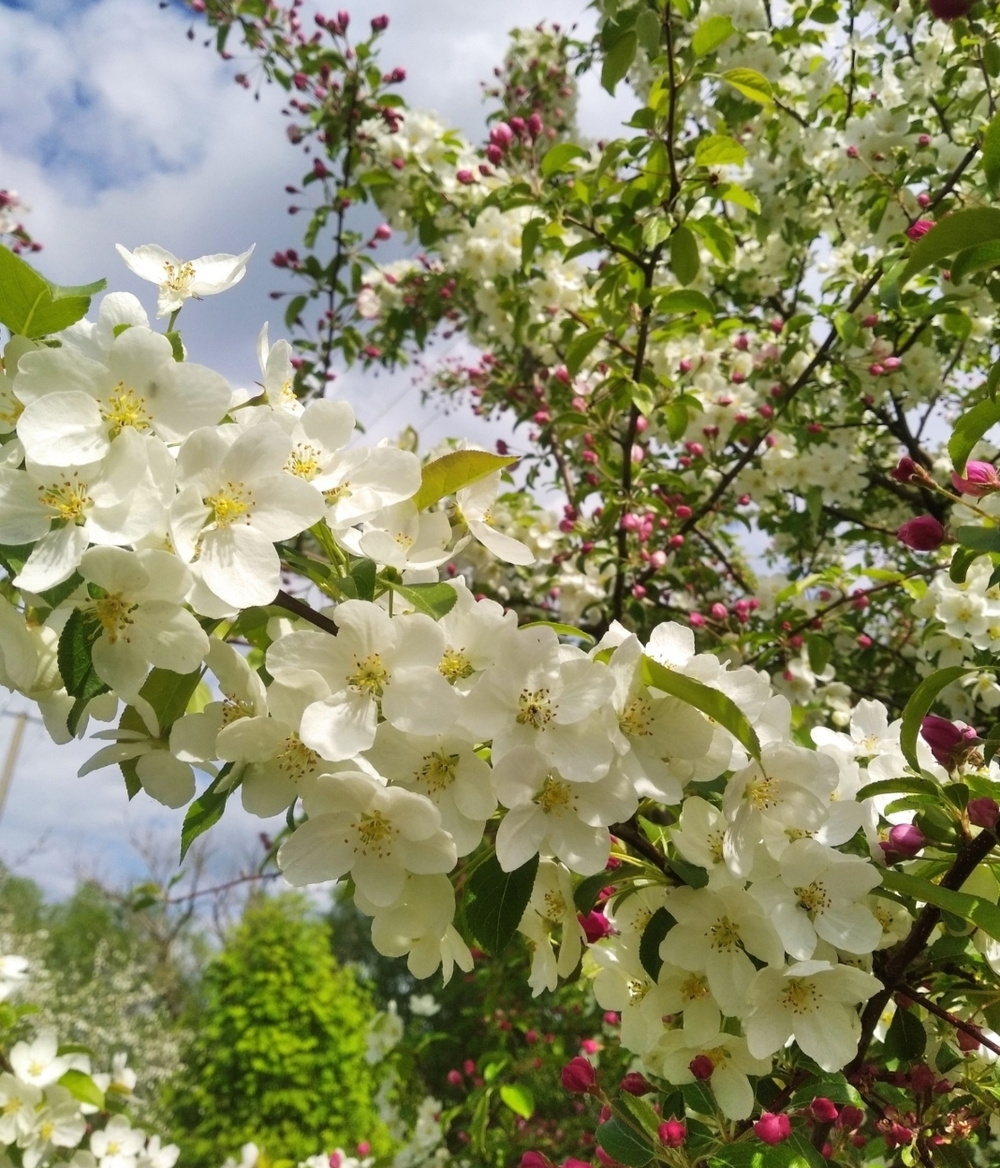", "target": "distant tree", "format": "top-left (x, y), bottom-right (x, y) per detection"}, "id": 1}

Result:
top-left (167, 892), bottom-right (391, 1168)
